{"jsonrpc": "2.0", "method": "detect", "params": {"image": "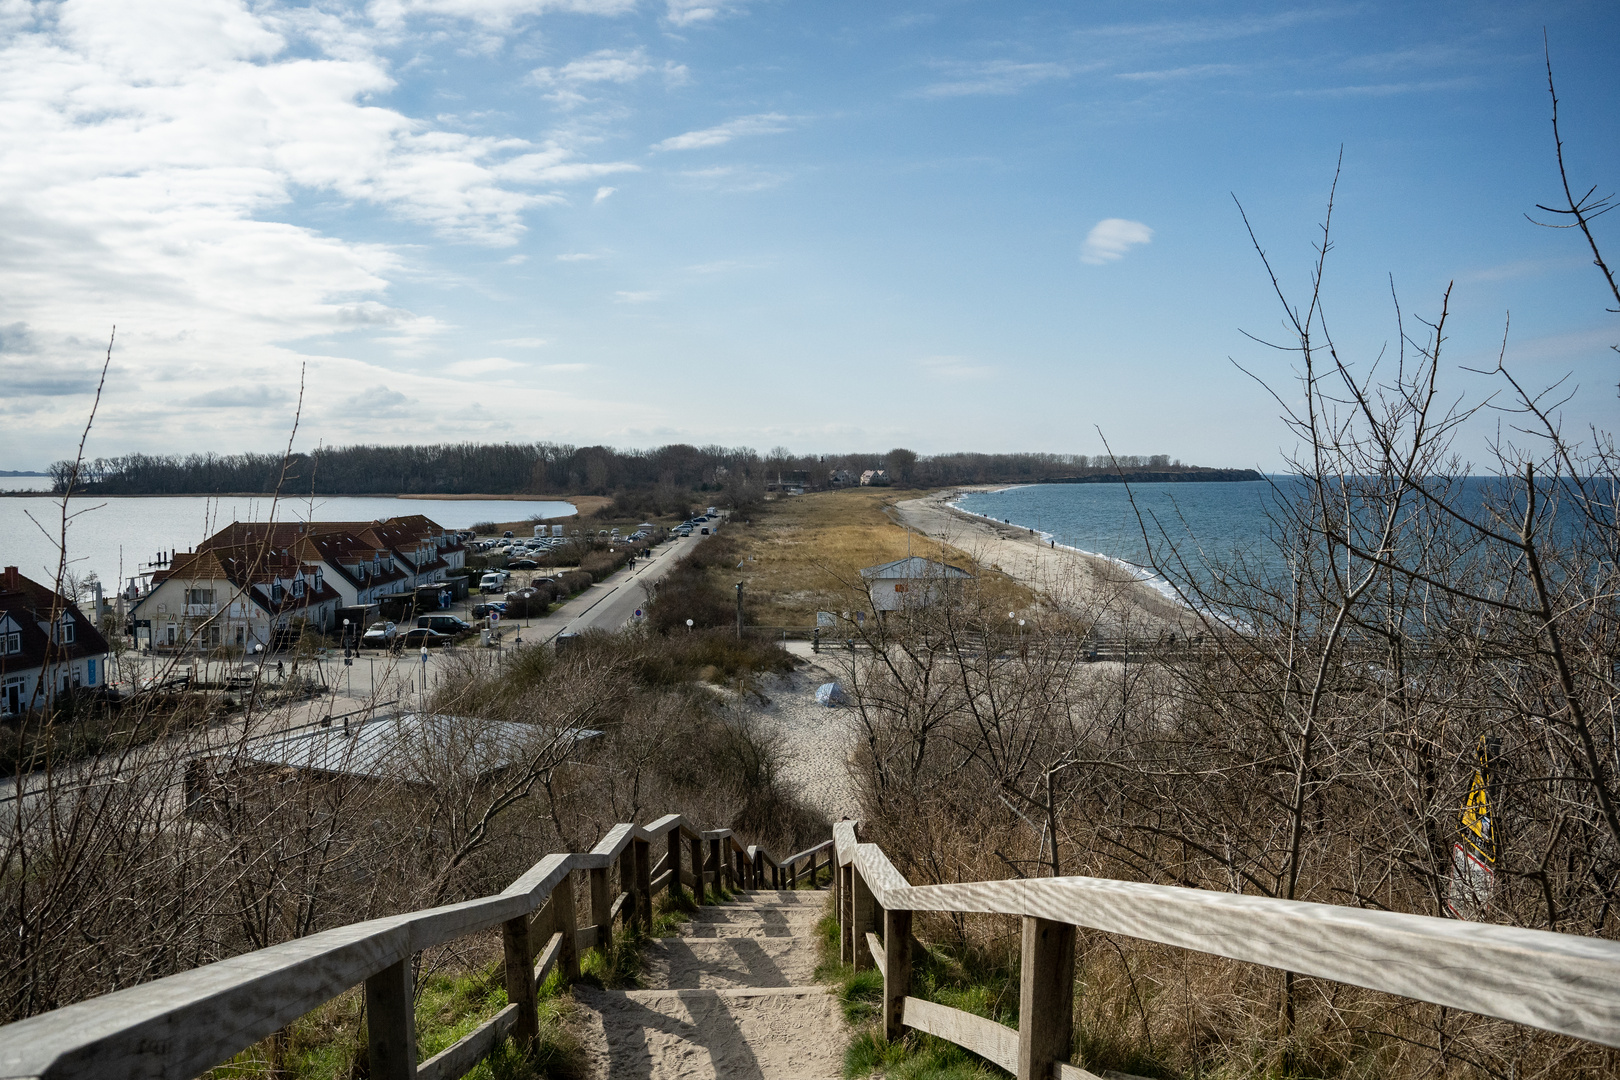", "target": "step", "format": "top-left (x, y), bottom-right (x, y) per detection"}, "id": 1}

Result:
top-left (642, 936), bottom-right (819, 989)
top-left (573, 985), bottom-right (842, 1080)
